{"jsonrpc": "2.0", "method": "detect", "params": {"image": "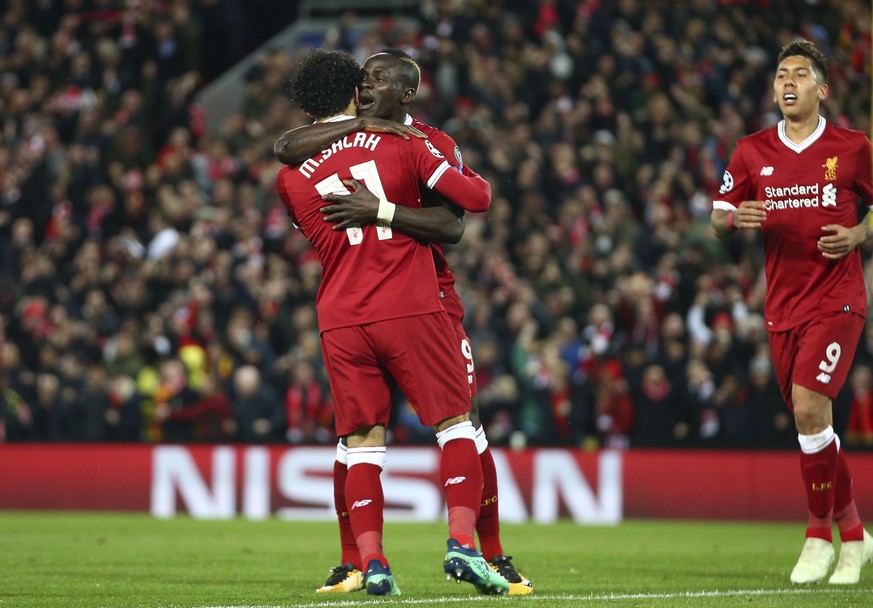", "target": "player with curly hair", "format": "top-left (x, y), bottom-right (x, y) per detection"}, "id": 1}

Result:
top-left (276, 47), bottom-right (533, 597)
top-left (276, 49), bottom-right (508, 597)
